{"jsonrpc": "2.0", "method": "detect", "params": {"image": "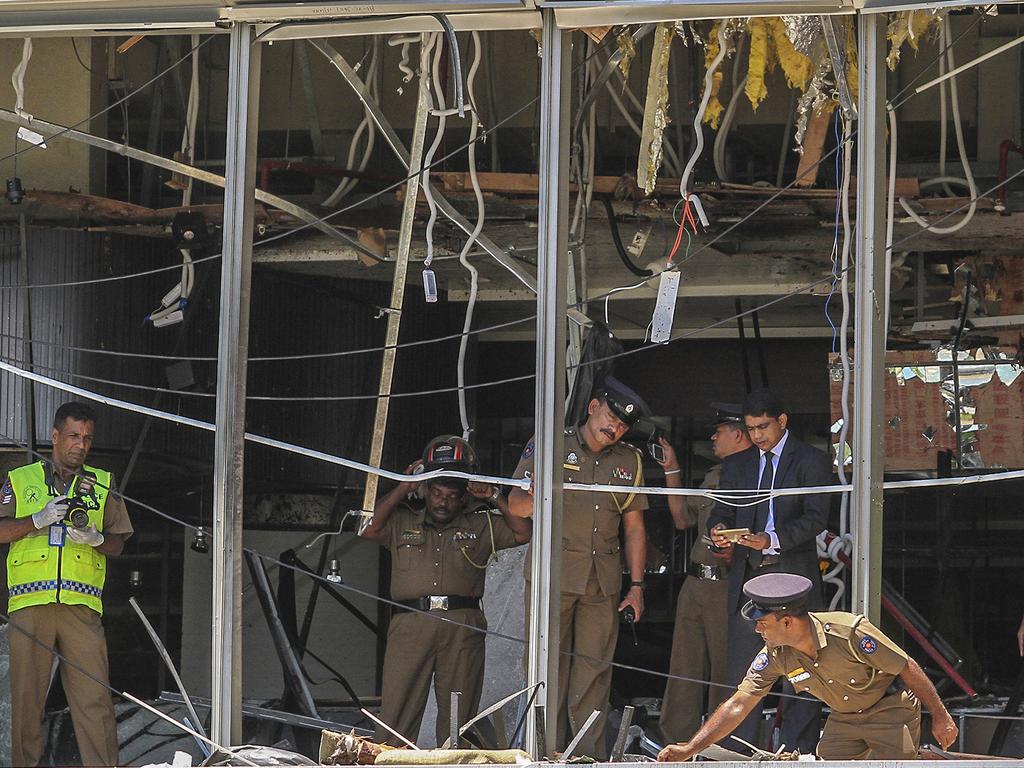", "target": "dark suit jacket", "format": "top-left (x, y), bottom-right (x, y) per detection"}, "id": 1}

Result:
top-left (707, 434), bottom-right (832, 613)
